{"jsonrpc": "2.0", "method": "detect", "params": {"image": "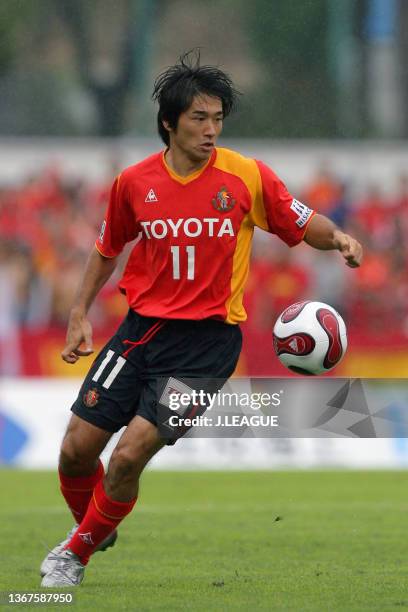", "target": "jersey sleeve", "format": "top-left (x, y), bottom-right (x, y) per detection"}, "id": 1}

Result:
top-left (95, 174), bottom-right (138, 257)
top-left (254, 160), bottom-right (316, 246)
